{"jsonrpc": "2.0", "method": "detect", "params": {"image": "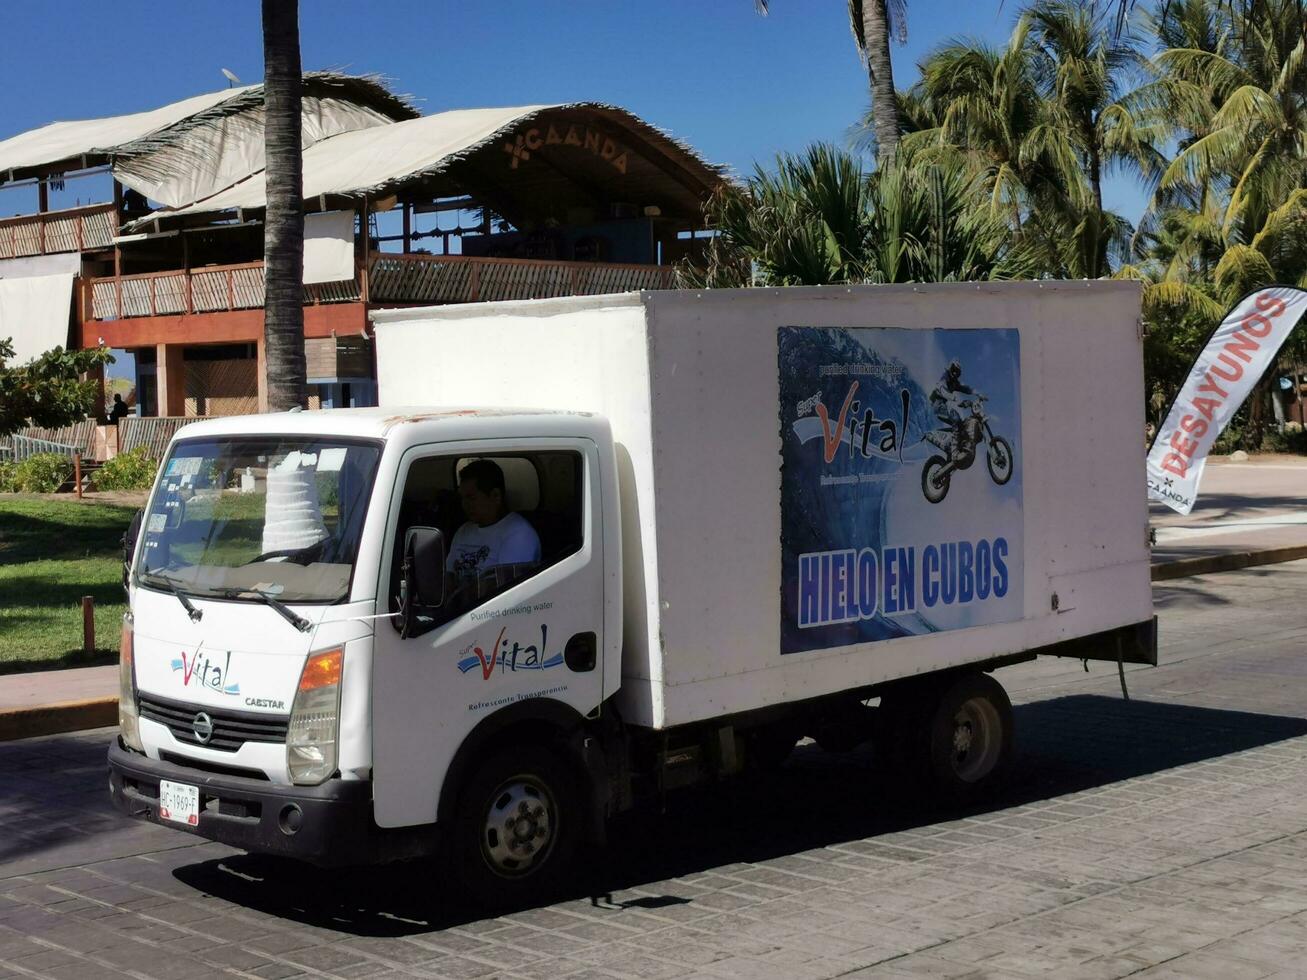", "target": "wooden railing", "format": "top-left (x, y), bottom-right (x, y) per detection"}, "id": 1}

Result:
top-left (119, 416), bottom-right (210, 458)
top-left (368, 252), bottom-right (676, 304)
top-left (86, 252), bottom-right (676, 320)
top-left (0, 203), bottom-right (117, 259)
top-left (88, 261), bottom-right (362, 320)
